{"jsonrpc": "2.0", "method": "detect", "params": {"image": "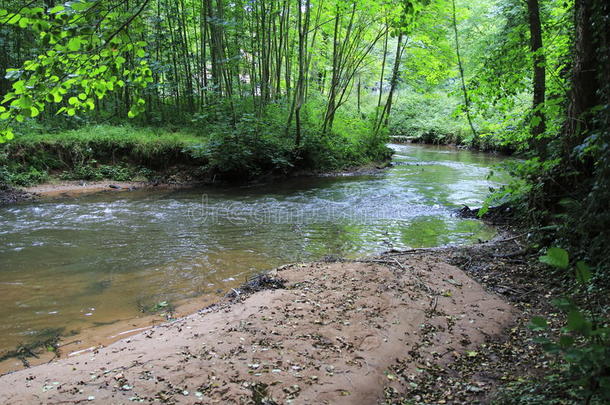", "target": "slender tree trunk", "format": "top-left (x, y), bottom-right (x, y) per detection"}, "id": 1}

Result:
top-left (527, 0), bottom-right (547, 156)
top-left (294, 0), bottom-right (311, 147)
top-left (199, 0), bottom-right (208, 105)
top-left (285, 0), bottom-right (310, 146)
top-left (357, 76), bottom-right (361, 115)
top-left (451, 0), bottom-right (478, 141)
top-left (375, 25), bottom-right (389, 126)
top-left (376, 32), bottom-right (405, 135)
top-left (179, 0), bottom-right (194, 112)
